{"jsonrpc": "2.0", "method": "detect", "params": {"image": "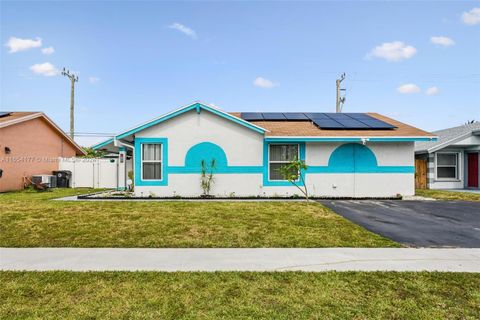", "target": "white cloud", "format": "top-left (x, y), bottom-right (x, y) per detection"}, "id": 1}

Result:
top-left (253, 77), bottom-right (277, 89)
top-left (89, 76), bottom-right (100, 84)
top-left (5, 36), bottom-right (42, 53)
top-left (426, 86), bottom-right (440, 95)
top-left (430, 36), bottom-right (455, 46)
top-left (397, 83), bottom-right (421, 94)
top-left (367, 41), bottom-right (417, 62)
top-left (462, 7), bottom-right (480, 25)
top-left (29, 62), bottom-right (59, 76)
top-left (168, 22), bottom-right (197, 39)
top-left (41, 46), bottom-right (55, 55)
